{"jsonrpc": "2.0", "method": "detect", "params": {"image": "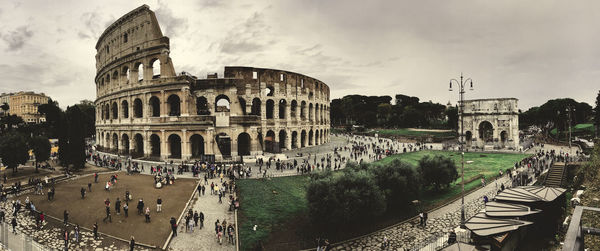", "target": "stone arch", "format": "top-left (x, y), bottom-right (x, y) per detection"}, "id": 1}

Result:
top-left (168, 134), bottom-right (182, 158)
top-left (266, 99), bottom-right (274, 119)
top-left (279, 99), bottom-right (287, 119)
top-left (133, 133), bottom-right (144, 156)
top-left (291, 131), bottom-right (298, 149)
top-left (150, 134), bottom-right (161, 156)
top-left (215, 95), bottom-right (230, 112)
top-left (196, 96), bottom-right (210, 115)
top-left (479, 121), bottom-right (494, 143)
top-left (121, 133), bottom-right (130, 155)
top-left (167, 94), bottom-right (181, 116)
top-left (265, 86), bottom-right (274, 96)
top-left (251, 98), bottom-right (261, 115)
top-left (315, 130), bottom-right (320, 145)
top-left (105, 133), bottom-right (110, 149)
top-left (301, 101), bottom-right (306, 120)
top-left (106, 73), bottom-right (111, 84)
top-left (190, 134), bottom-right (205, 158)
top-left (112, 70), bottom-right (119, 84)
top-left (133, 98), bottom-right (143, 118)
top-left (265, 130), bottom-right (276, 152)
top-left (308, 129), bottom-right (313, 146)
top-left (112, 133), bottom-right (119, 152)
top-left (500, 130), bottom-right (508, 147)
top-left (135, 62), bottom-right (143, 81)
top-left (279, 130), bottom-right (287, 150)
top-left (121, 100), bottom-right (129, 118)
top-left (309, 103), bottom-right (313, 121)
top-left (465, 131), bottom-right (473, 147)
top-left (301, 130), bottom-right (307, 147)
top-left (238, 97), bottom-right (247, 115)
top-left (149, 96), bottom-right (160, 117)
top-left (216, 133), bottom-right (231, 156)
top-left (291, 100), bottom-right (297, 118)
top-left (111, 102), bottom-right (118, 119)
top-left (150, 58), bottom-right (161, 79)
top-left (237, 132), bottom-right (251, 156)
top-left (122, 66), bottom-right (130, 83)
